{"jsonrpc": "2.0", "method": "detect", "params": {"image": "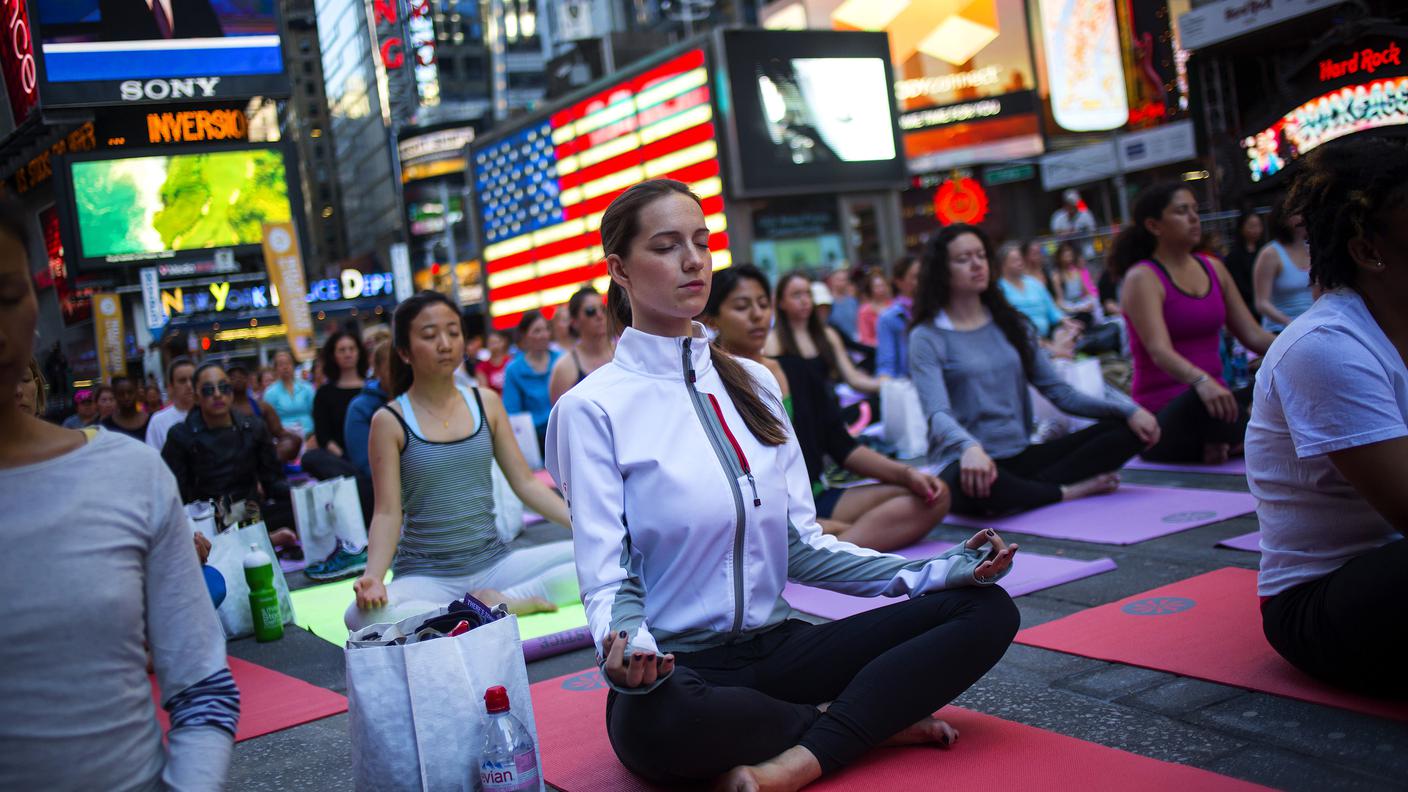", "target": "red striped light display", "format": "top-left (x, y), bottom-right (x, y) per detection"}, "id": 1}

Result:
top-left (472, 48), bottom-right (731, 330)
